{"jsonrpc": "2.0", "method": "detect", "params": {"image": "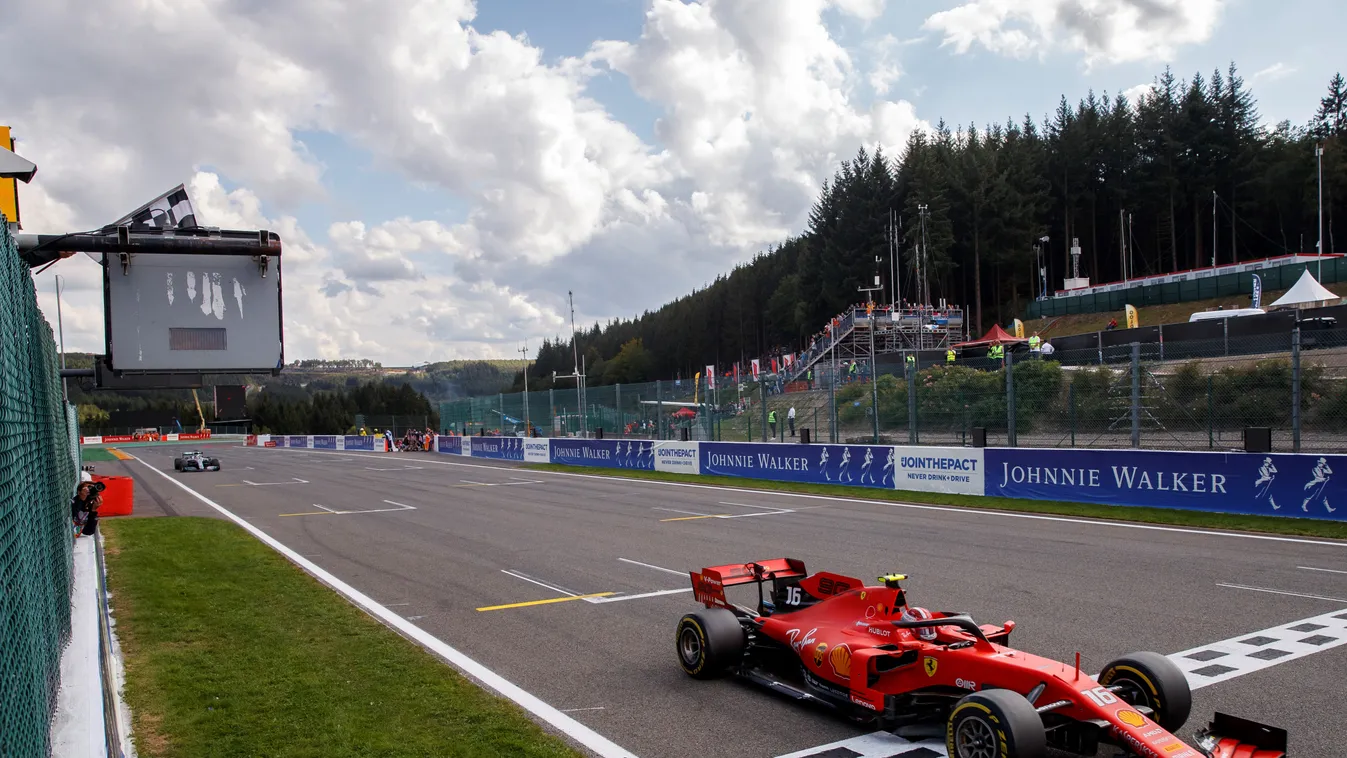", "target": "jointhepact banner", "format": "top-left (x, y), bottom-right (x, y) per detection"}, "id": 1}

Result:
top-left (523, 439), bottom-right (550, 463)
top-left (550, 439), bottom-right (654, 470)
top-left (653, 441), bottom-right (700, 475)
top-left (699, 442), bottom-right (894, 490)
top-left (892, 447), bottom-right (984, 495)
top-left (986, 448), bottom-right (1346, 521)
